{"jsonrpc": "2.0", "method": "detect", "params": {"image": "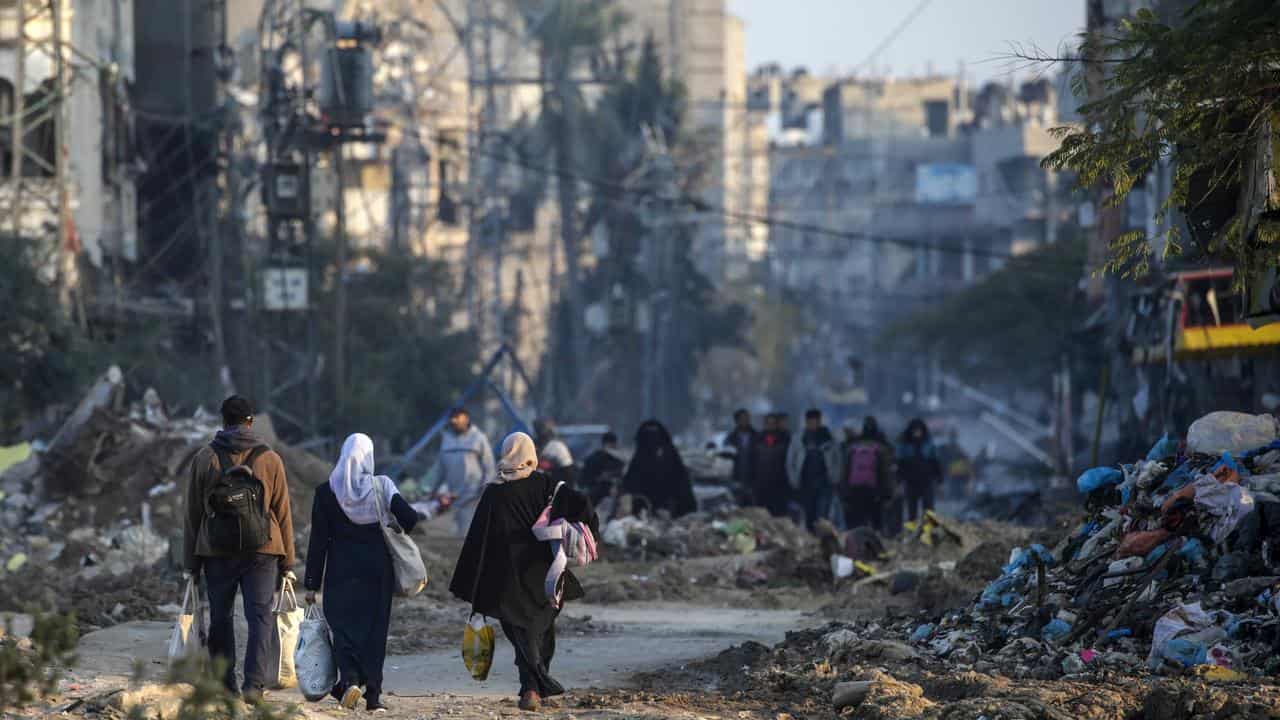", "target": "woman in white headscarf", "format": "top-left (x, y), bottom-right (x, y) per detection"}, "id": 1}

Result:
top-left (449, 432), bottom-right (598, 712)
top-left (304, 433), bottom-right (418, 713)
